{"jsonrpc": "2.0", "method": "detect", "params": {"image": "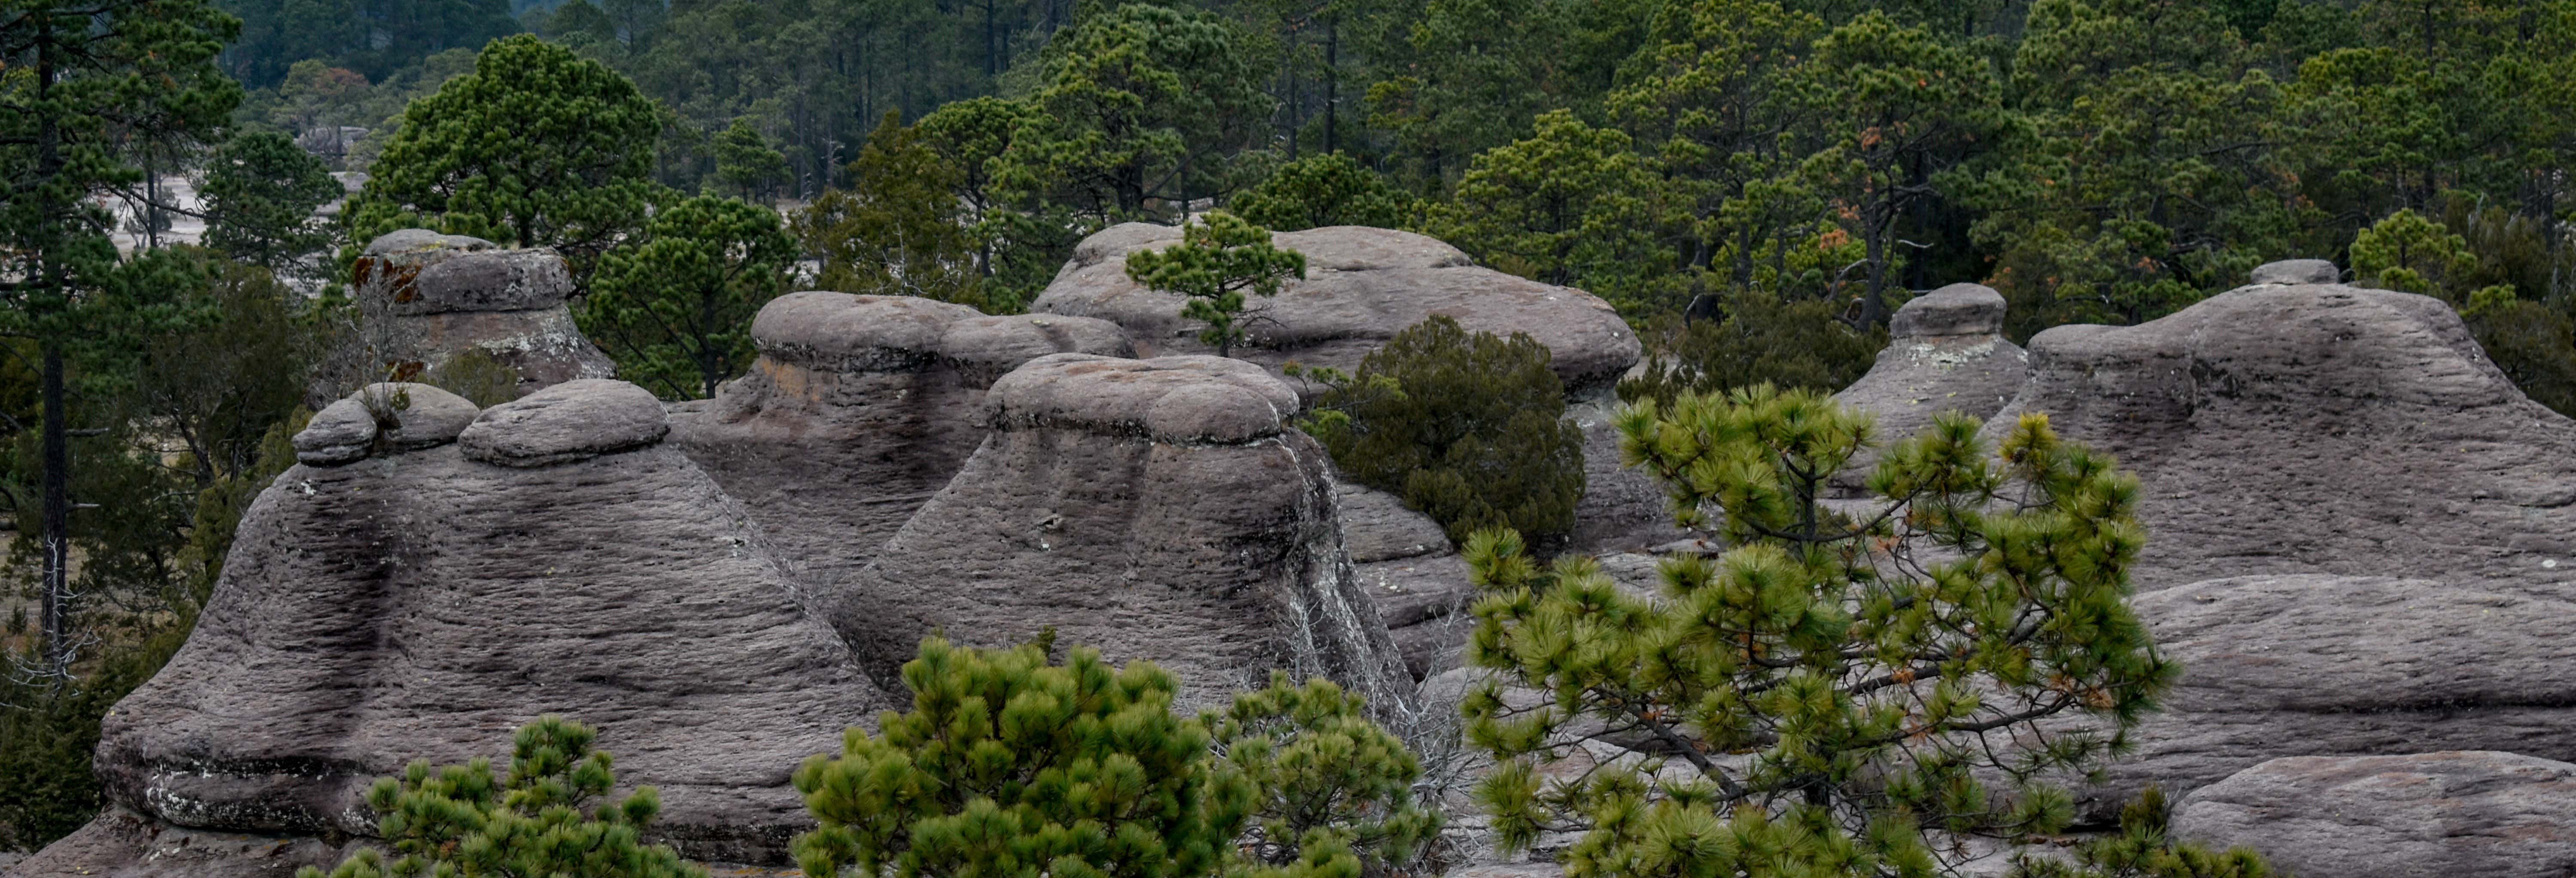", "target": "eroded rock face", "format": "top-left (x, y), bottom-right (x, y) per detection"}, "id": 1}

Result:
top-left (1030, 224), bottom-right (1640, 398)
top-left (346, 230), bottom-right (615, 396)
top-left (668, 292), bottom-right (1132, 584)
top-left (31, 380), bottom-right (887, 875)
top-left (1336, 482), bottom-right (1476, 680)
top-left (830, 354), bottom-right (1413, 712)
top-left (2074, 574), bottom-right (2576, 817)
top-left (1834, 283), bottom-right (2028, 491)
top-left (1987, 261), bottom-right (2576, 593)
top-left (2174, 751), bottom-right (2576, 878)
